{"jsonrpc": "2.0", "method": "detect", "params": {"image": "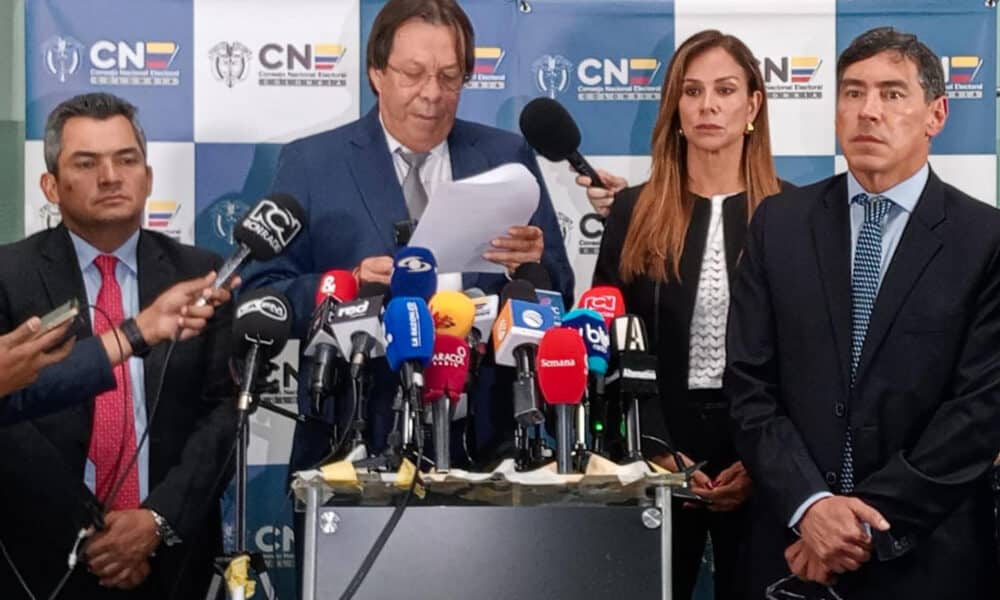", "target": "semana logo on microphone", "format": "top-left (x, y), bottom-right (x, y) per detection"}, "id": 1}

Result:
top-left (244, 199), bottom-right (303, 253)
top-left (539, 358), bottom-right (577, 368)
top-left (237, 296), bottom-right (289, 322)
